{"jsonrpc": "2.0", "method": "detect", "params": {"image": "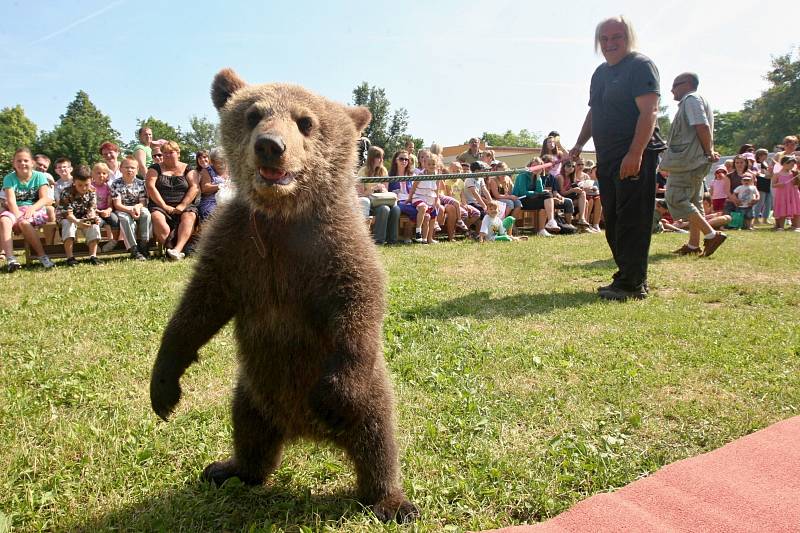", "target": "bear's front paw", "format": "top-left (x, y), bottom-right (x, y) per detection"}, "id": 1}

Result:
top-left (150, 374), bottom-right (182, 421)
top-left (201, 459), bottom-right (264, 486)
top-left (371, 494), bottom-right (420, 523)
